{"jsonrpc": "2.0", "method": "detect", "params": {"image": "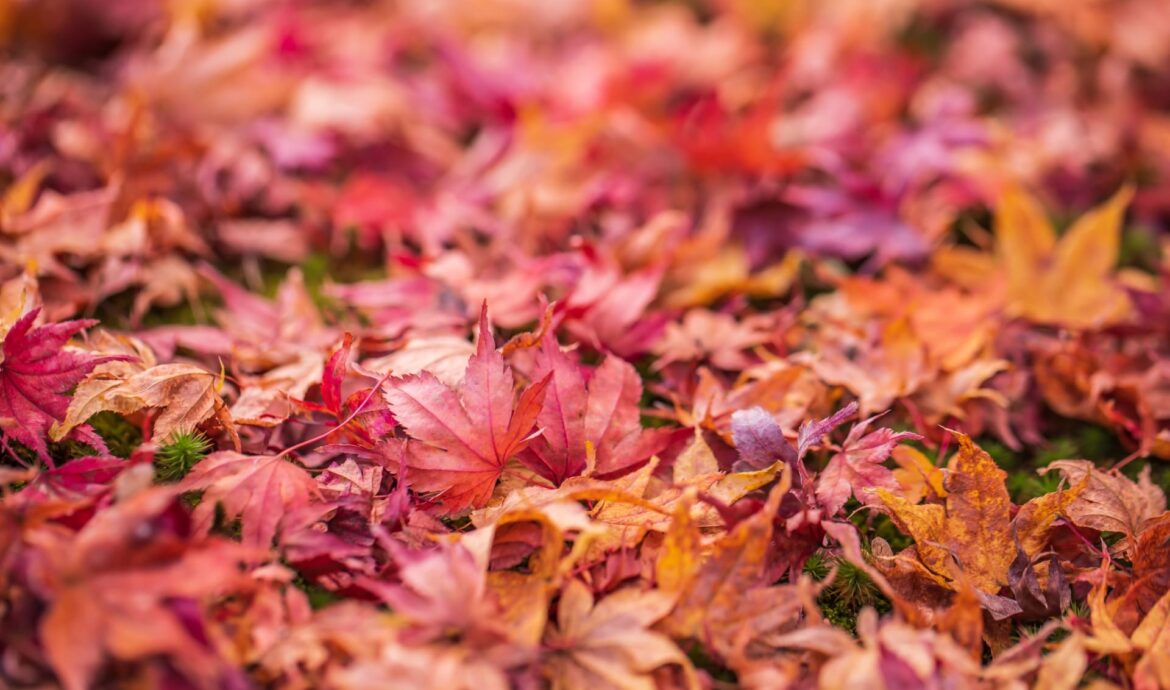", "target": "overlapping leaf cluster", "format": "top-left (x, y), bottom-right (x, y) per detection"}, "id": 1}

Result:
top-left (3, 0), bottom-right (1170, 688)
